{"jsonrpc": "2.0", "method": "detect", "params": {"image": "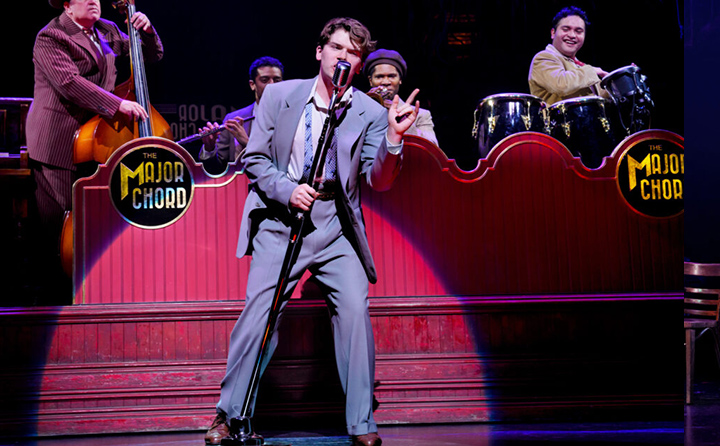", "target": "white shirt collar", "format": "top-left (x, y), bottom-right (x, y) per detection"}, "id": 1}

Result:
top-left (307, 77), bottom-right (353, 111)
top-left (66, 14), bottom-right (94, 34)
